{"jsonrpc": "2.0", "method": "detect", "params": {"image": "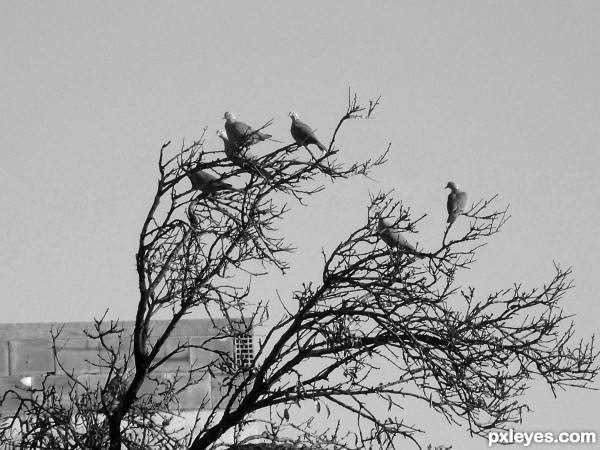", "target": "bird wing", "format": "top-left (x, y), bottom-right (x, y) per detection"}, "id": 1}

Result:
top-left (189, 170), bottom-right (238, 193)
top-left (234, 121), bottom-right (253, 136)
top-left (292, 119), bottom-right (327, 151)
top-left (447, 190), bottom-right (468, 223)
top-left (224, 120), bottom-right (246, 144)
top-left (378, 218), bottom-right (420, 254)
top-left (447, 192), bottom-right (458, 223)
top-left (291, 120), bottom-right (315, 143)
top-left (189, 170), bottom-right (215, 189)
top-left (227, 120), bottom-right (271, 146)
top-left (456, 191), bottom-right (468, 214)
top-left (447, 192), bottom-right (457, 215)
top-left (378, 218), bottom-right (399, 247)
